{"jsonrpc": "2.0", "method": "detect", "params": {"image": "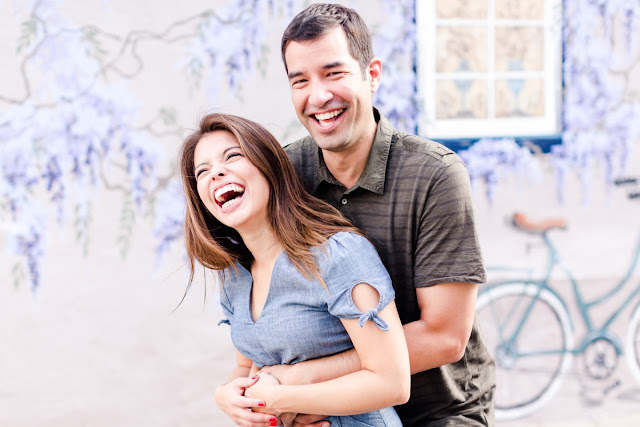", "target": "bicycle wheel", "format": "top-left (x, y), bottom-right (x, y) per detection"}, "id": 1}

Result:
top-left (626, 301), bottom-right (640, 386)
top-left (476, 283), bottom-right (574, 420)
